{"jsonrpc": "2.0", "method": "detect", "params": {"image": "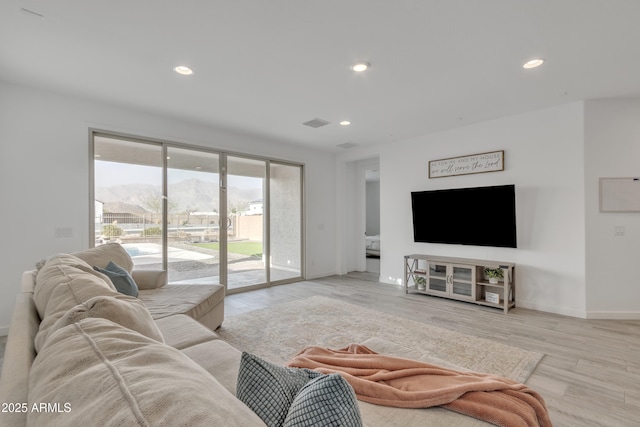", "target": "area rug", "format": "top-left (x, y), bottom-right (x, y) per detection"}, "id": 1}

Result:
top-left (217, 296), bottom-right (543, 383)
